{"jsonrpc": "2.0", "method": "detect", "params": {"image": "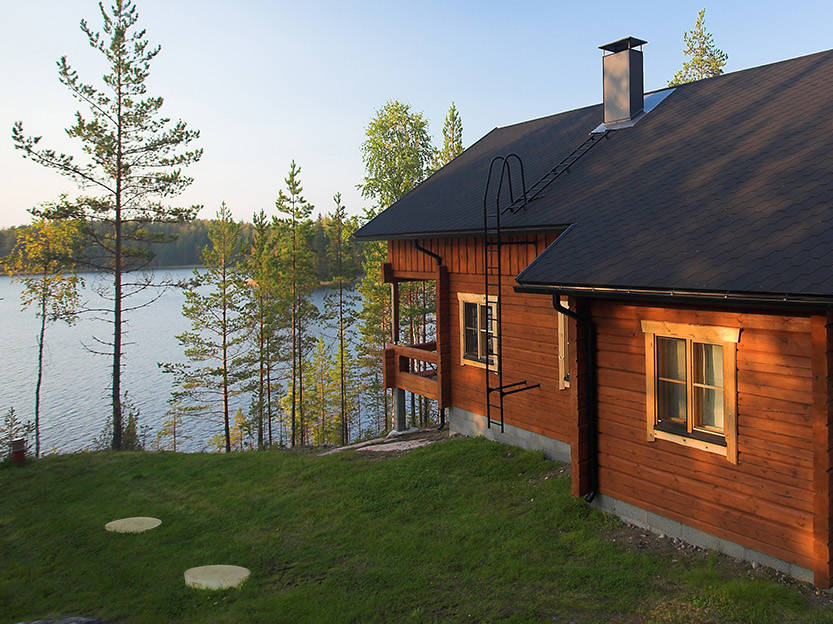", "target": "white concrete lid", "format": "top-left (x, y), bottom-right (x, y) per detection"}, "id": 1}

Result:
top-left (104, 517), bottom-right (162, 533)
top-left (184, 565), bottom-right (250, 590)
